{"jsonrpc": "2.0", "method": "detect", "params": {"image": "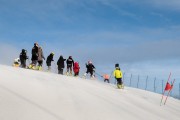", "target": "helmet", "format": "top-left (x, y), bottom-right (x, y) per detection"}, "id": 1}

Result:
top-left (88, 61), bottom-right (92, 64)
top-left (69, 56), bottom-right (72, 59)
top-left (115, 63), bottom-right (119, 68)
top-left (22, 49), bottom-right (26, 53)
top-left (51, 52), bottom-right (54, 55)
top-left (14, 58), bottom-right (20, 63)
